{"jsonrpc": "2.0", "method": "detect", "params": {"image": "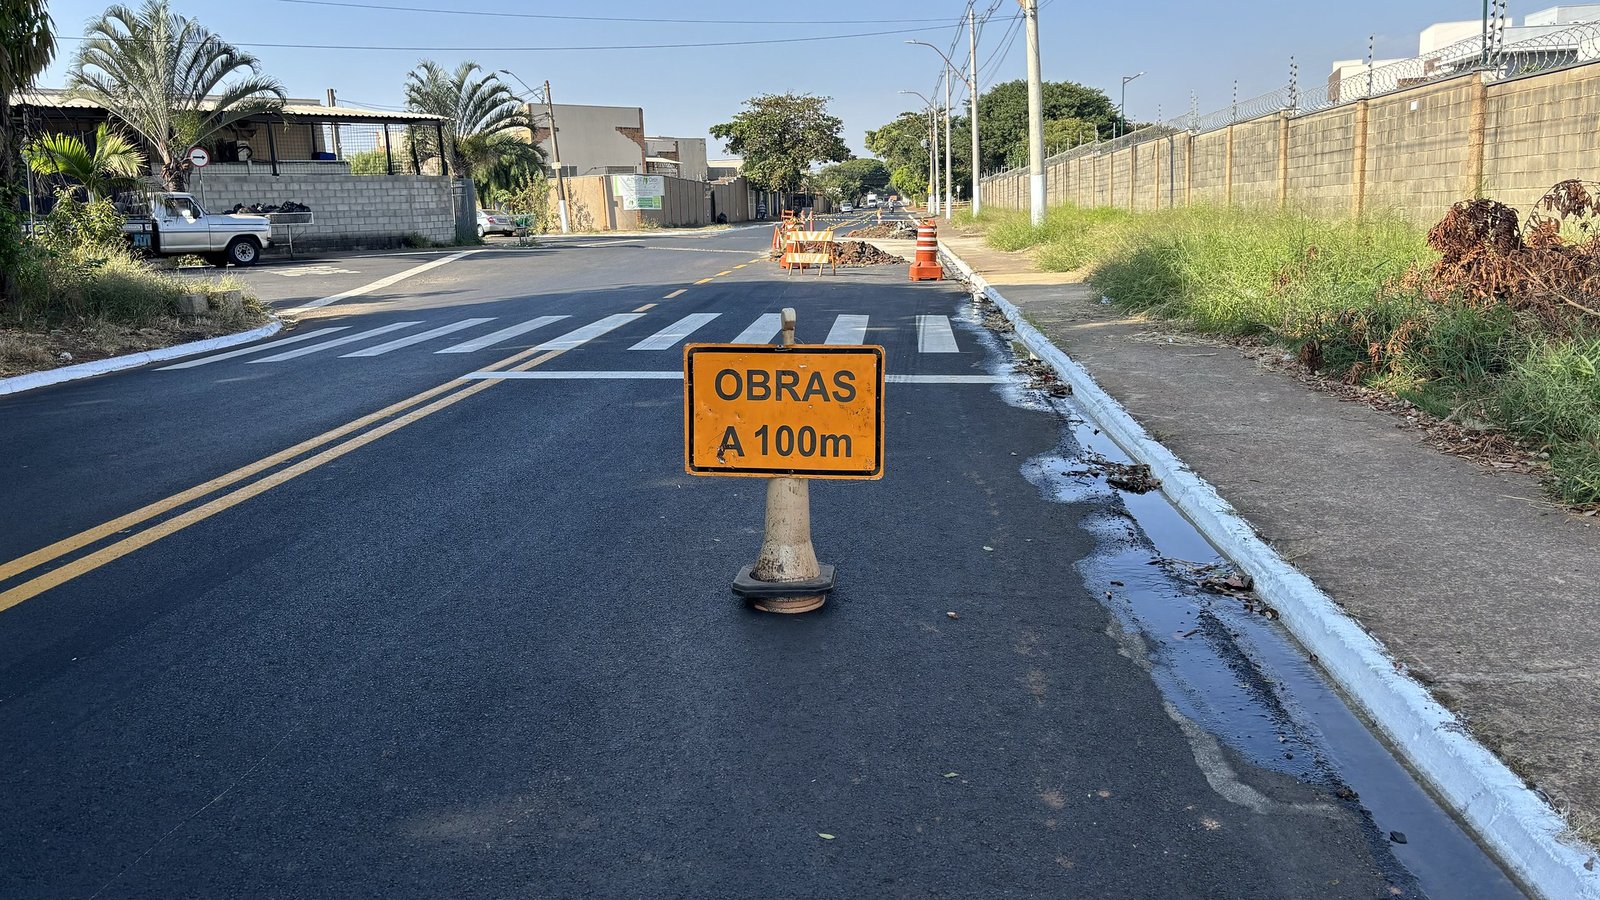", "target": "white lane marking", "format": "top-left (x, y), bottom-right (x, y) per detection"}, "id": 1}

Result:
top-left (436, 315), bottom-right (569, 354)
top-left (825, 315), bottom-right (870, 345)
top-left (663, 289), bottom-right (687, 299)
top-left (340, 318), bottom-right (496, 357)
top-left (637, 246), bottom-right (752, 254)
top-left (628, 313), bottom-right (720, 350)
top-left (888, 374), bottom-right (1006, 384)
top-left (267, 264), bottom-right (358, 278)
top-left (730, 313), bottom-right (782, 345)
top-left (457, 371), bottom-right (1008, 383)
top-left (535, 314), bottom-right (645, 351)
top-left (916, 315), bottom-right (960, 353)
top-left (158, 327), bottom-right (351, 369)
top-left (294, 249), bottom-right (480, 310)
top-left (250, 322), bottom-right (421, 362)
